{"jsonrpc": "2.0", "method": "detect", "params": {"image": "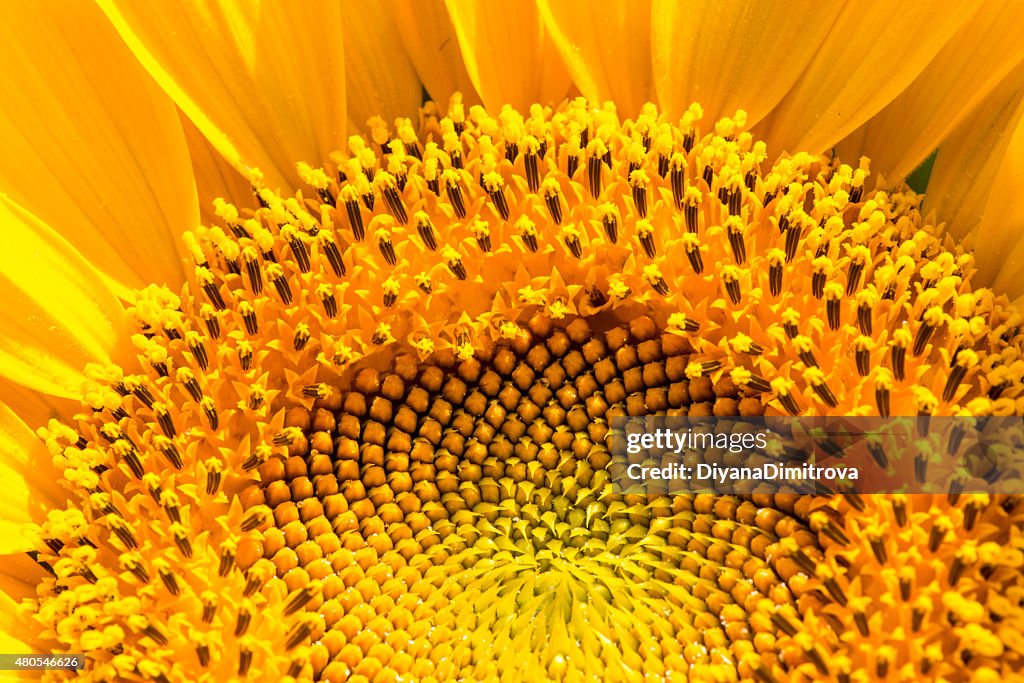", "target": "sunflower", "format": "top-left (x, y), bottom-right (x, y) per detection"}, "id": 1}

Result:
top-left (3, 1), bottom-right (1024, 681)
